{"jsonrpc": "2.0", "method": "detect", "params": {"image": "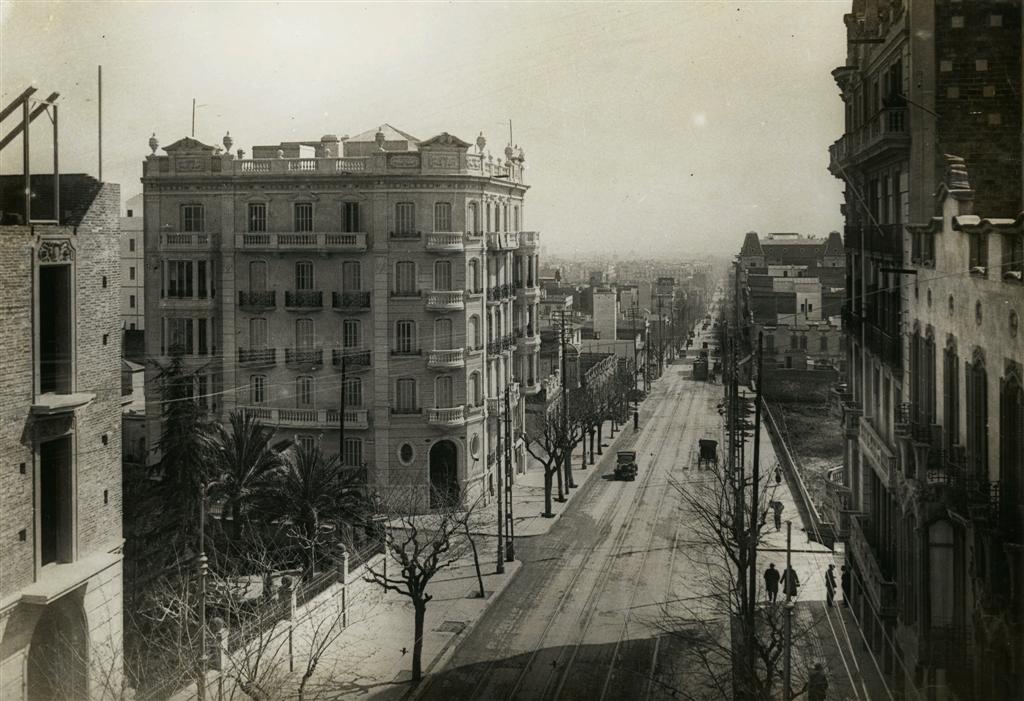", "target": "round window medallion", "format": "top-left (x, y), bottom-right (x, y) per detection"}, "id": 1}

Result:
top-left (948, 295), bottom-right (955, 316)
top-left (470, 435), bottom-right (481, 459)
top-left (398, 443), bottom-right (415, 465)
top-left (975, 301), bottom-right (983, 325)
top-left (1010, 310), bottom-right (1019, 338)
